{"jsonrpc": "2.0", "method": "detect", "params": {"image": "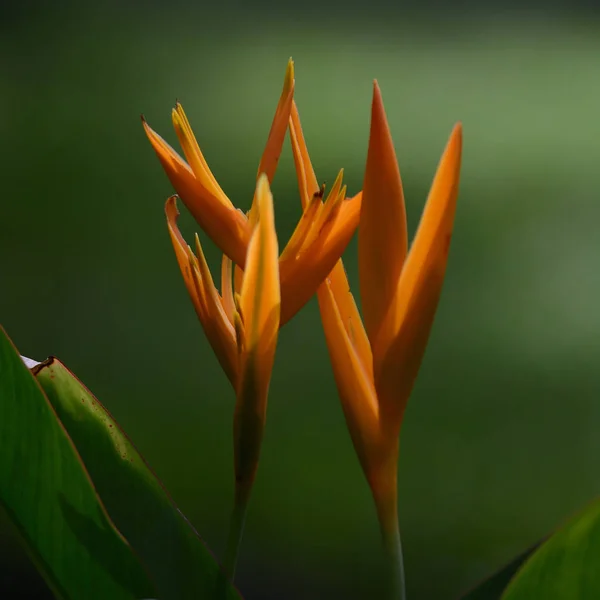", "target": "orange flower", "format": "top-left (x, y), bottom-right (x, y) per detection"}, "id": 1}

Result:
top-left (166, 175), bottom-right (279, 578)
top-left (144, 60), bottom-right (360, 325)
top-left (290, 81), bottom-right (462, 594)
top-left (166, 174), bottom-right (278, 489)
